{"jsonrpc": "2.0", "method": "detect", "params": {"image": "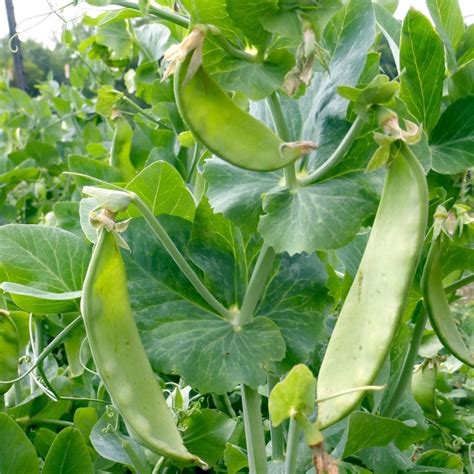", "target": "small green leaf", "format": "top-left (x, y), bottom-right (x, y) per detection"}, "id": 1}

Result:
top-left (258, 177), bottom-right (378, 254)
top-left (0, 413), bottom-right (40, 474)
top-left (96, 20), bottom-right (133, 59)
top-left (224, 443), bottom-right (248, 474)
top-left (43, 427), bottom-right (94, 474)
top-left (126, 161), bottom-right (196, 221)
top-left (182, 409), bottom-right (236, 466)
top-left (96, 86), bottom-right (124, 117)
top-left (430, 96), bottom-right (474, 174)
top-left (269, 364), bottom-right (316, 426)
top-left (416, 450), bottom-right (464, 471)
